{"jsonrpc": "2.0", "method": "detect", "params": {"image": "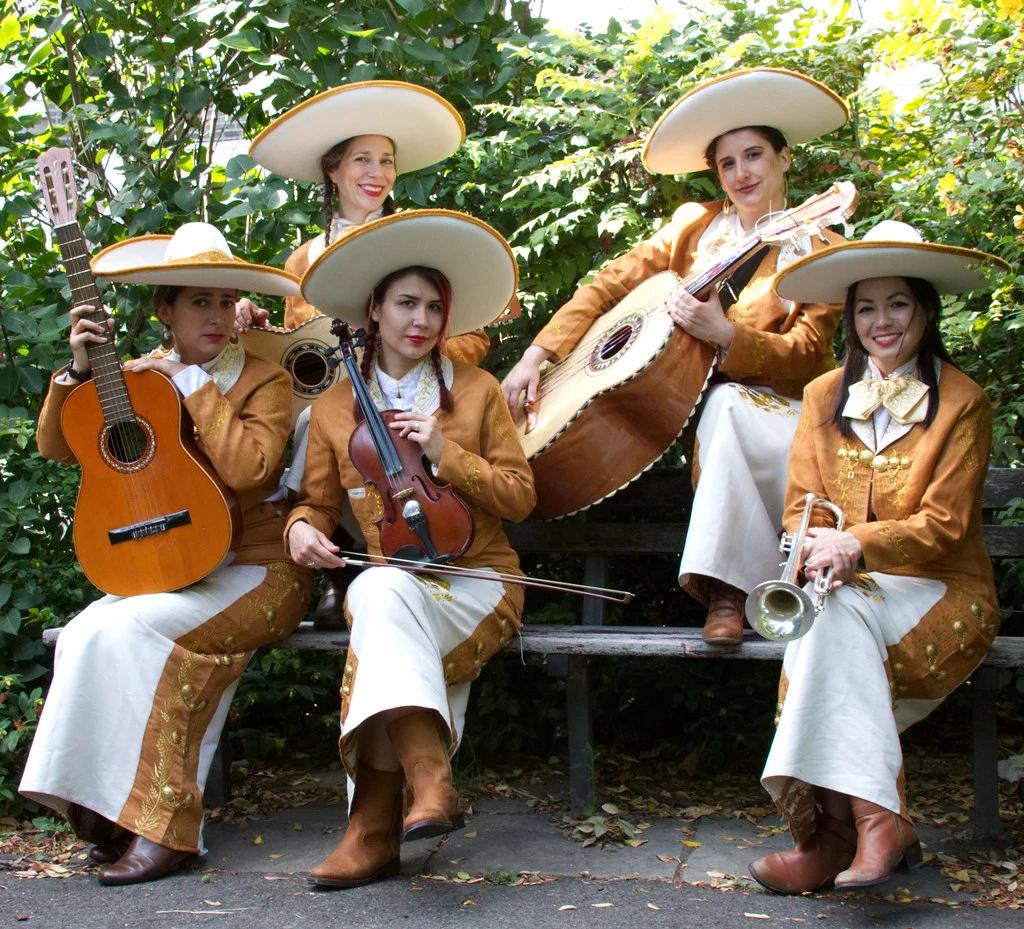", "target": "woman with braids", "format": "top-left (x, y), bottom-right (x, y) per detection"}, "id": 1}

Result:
top-left (242, 80), bottom-right (491, 623)
top-left (285, 210), bottom-right (535, 889)
top-left (747, 221), bottom-right (1007, 894)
